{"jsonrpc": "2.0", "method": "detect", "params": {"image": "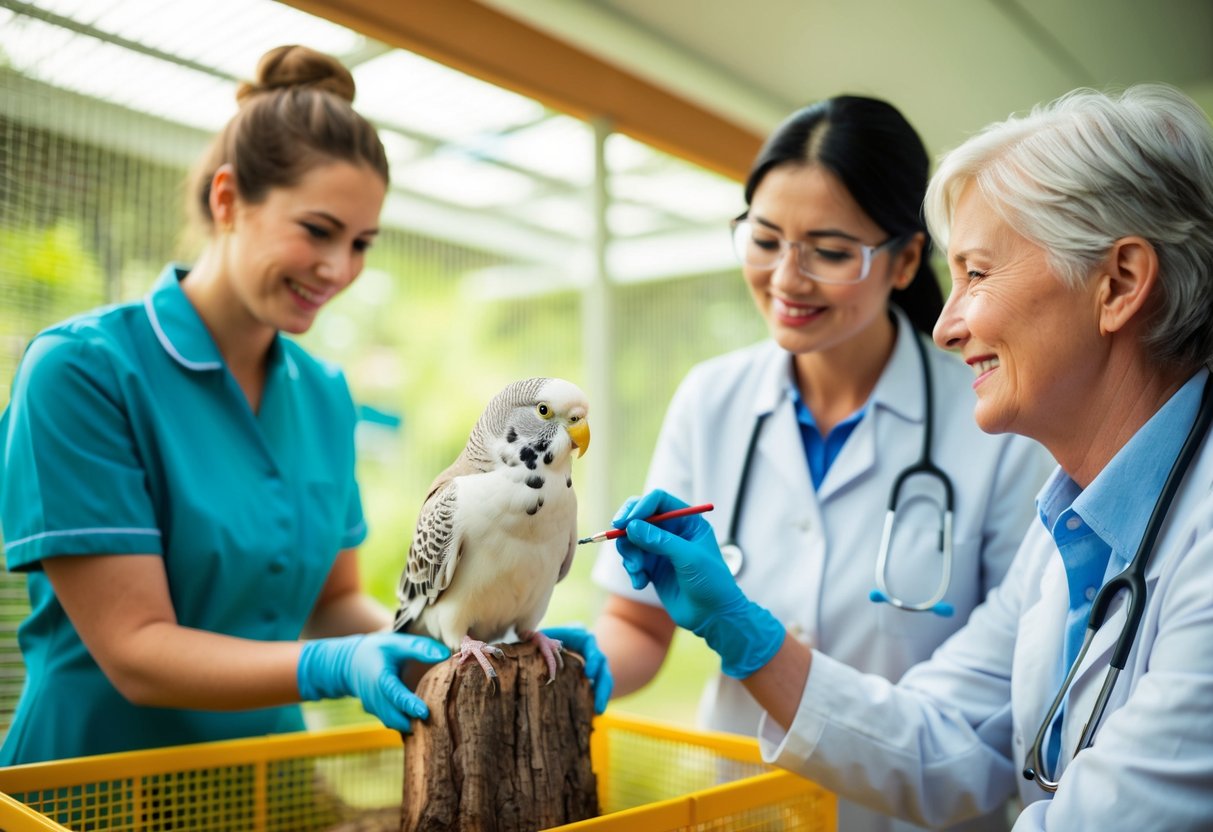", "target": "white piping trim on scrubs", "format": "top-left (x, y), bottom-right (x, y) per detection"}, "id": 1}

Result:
top-left (143, 295), bottom-right (221, 371)
top-left (4, 527), bottom-right (163, 551)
